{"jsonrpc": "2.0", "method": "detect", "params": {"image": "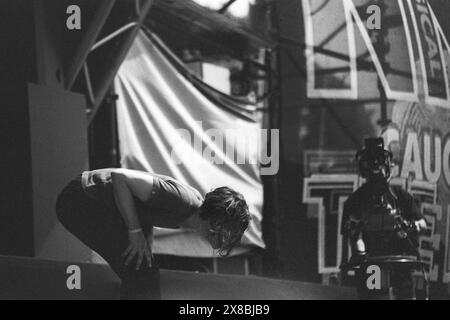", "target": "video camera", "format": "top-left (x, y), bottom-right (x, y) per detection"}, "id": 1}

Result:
top-left (356, 138), bottom-right (393, 181)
